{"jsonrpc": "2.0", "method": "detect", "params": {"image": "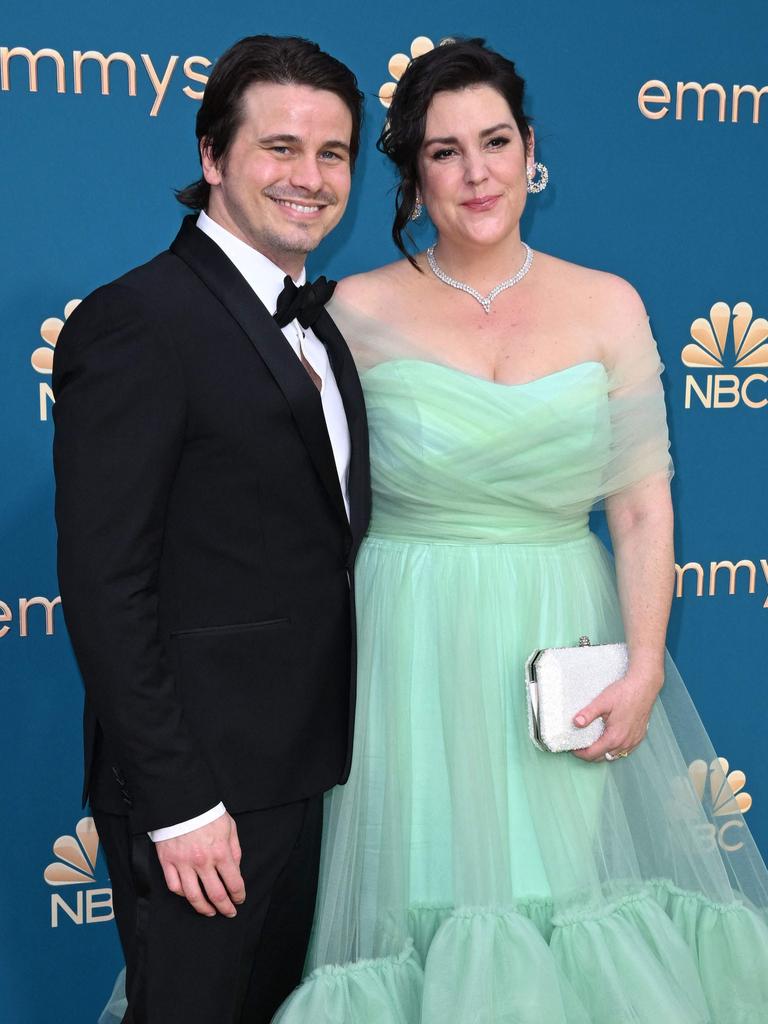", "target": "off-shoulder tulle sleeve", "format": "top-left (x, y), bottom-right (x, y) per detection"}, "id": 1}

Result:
top-left (328, 295), bottom-right (674, 515)
top-left (600, 317), bottom-right (674, 502)
top-left (327, 295), bottom-right (426, 372)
